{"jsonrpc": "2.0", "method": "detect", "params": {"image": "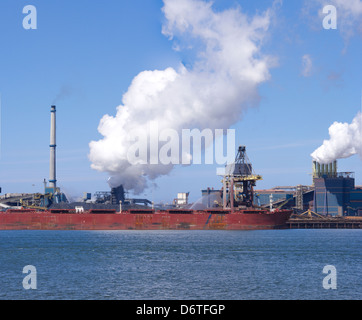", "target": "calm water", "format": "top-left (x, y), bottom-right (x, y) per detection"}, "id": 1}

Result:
top-left (0, 229), bottom-right (361, 300)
